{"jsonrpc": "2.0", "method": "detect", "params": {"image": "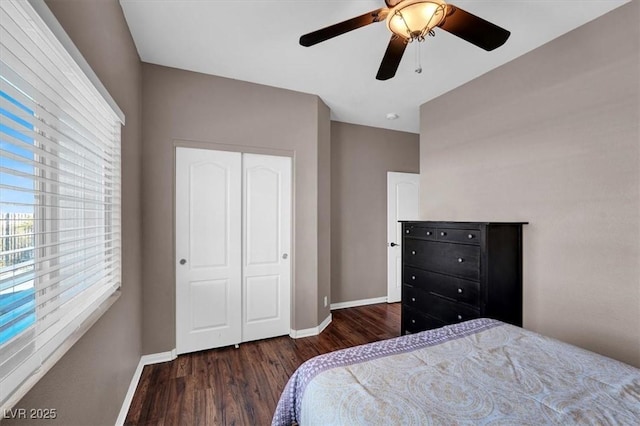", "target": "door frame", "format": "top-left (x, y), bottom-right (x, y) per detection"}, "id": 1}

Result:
top-left (173, 143), bottom-right (295, 352)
